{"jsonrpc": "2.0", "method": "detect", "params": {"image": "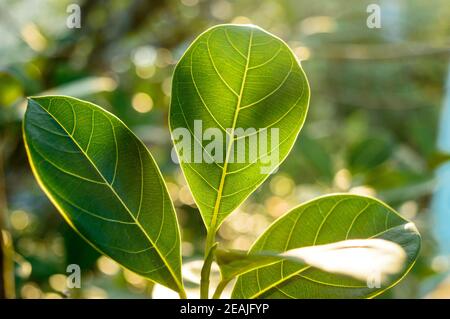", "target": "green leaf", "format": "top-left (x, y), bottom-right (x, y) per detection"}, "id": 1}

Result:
top-left (348, 134), bottom-right (393, 174)
top-left (232, 194), bottom-right (421, 299)
top-left (23, 96), bottom-right (184, 294)
top-left (298, 134), bottom-right (334, 181)
top-left (170, 24), bottom-right (310, 231)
